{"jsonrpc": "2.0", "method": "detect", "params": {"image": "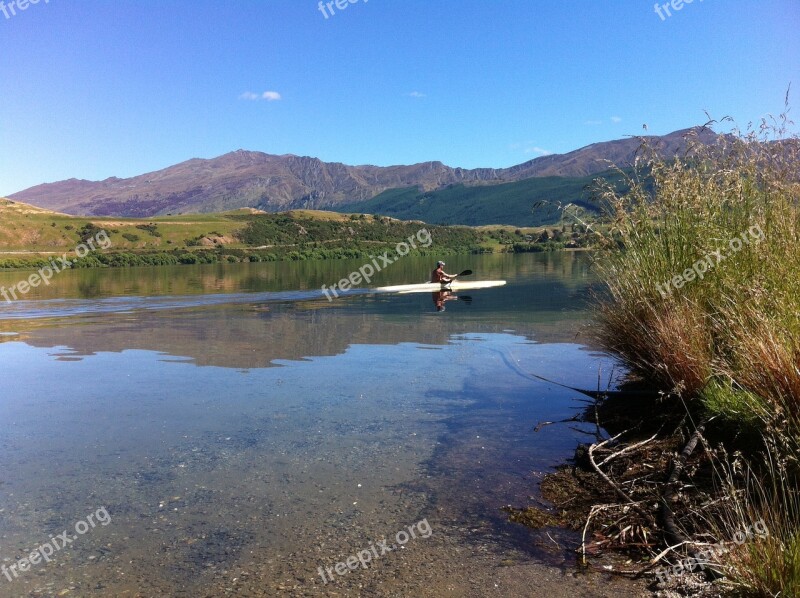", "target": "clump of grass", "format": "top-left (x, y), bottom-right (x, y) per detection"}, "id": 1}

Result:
top-left (699, 444), bottom-right (800, 597)
top-left (700, 379), bottom-right (766, 431)
top-left (728, 520), bottom-right (800, 597)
